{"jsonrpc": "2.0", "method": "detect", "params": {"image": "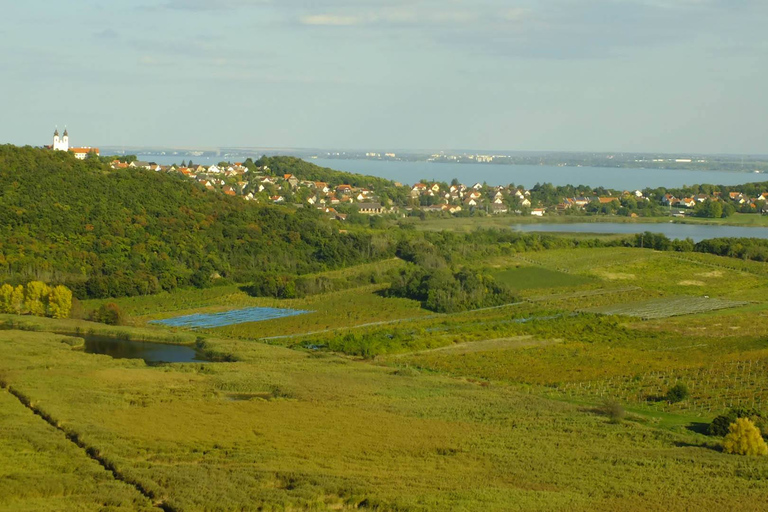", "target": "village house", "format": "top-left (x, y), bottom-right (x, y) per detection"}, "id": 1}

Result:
top-left (358, 202), bottom-right (384, 215)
